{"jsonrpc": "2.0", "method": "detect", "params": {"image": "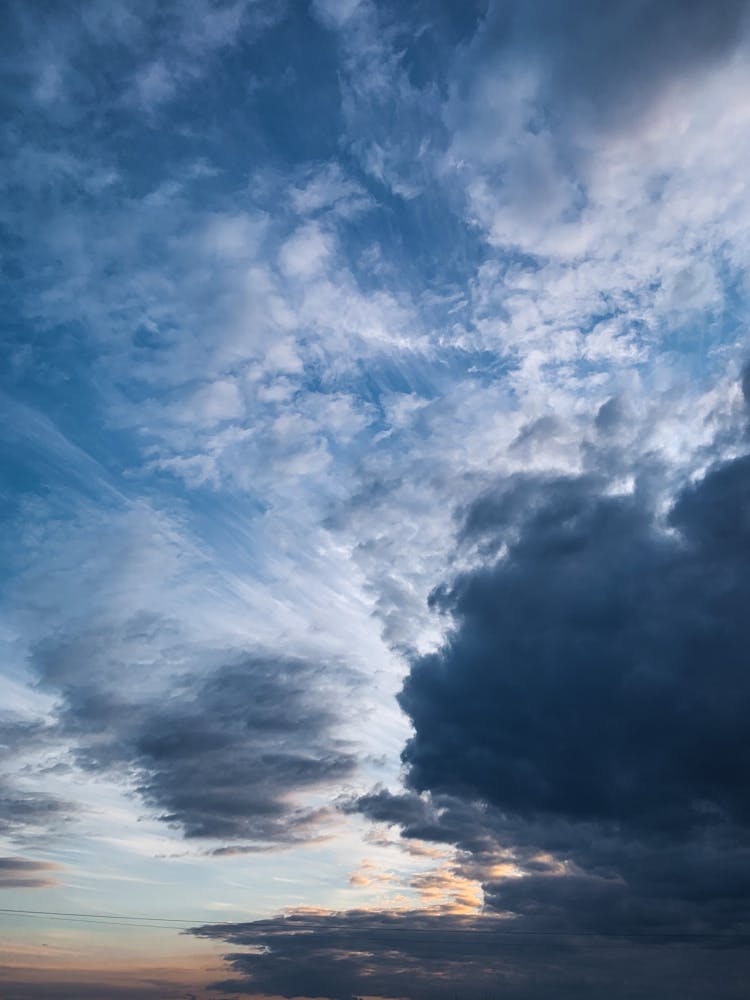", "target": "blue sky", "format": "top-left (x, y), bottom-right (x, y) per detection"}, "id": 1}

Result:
top-left (3, 1), bottom-right (750, 997)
